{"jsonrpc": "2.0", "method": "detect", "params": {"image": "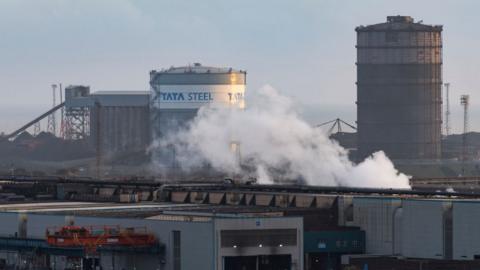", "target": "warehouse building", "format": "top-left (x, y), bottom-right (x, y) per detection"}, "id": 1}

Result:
top-left (63, 63), bottom-right (246, 165)
top-left (161, 184), bottom-right (480, 267)
top-left (339, 196), bottom-right (480, 269)
top-left (339, 196), bottom-right (477, 261)
top-left (9, 178), bottom-right (480, 269)
top-left (64, 87), bottom-right (150, 156)
top-left (89, 91), bottom-right (150, 155)
top-left (0, 202), bottom-right (303, 270)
